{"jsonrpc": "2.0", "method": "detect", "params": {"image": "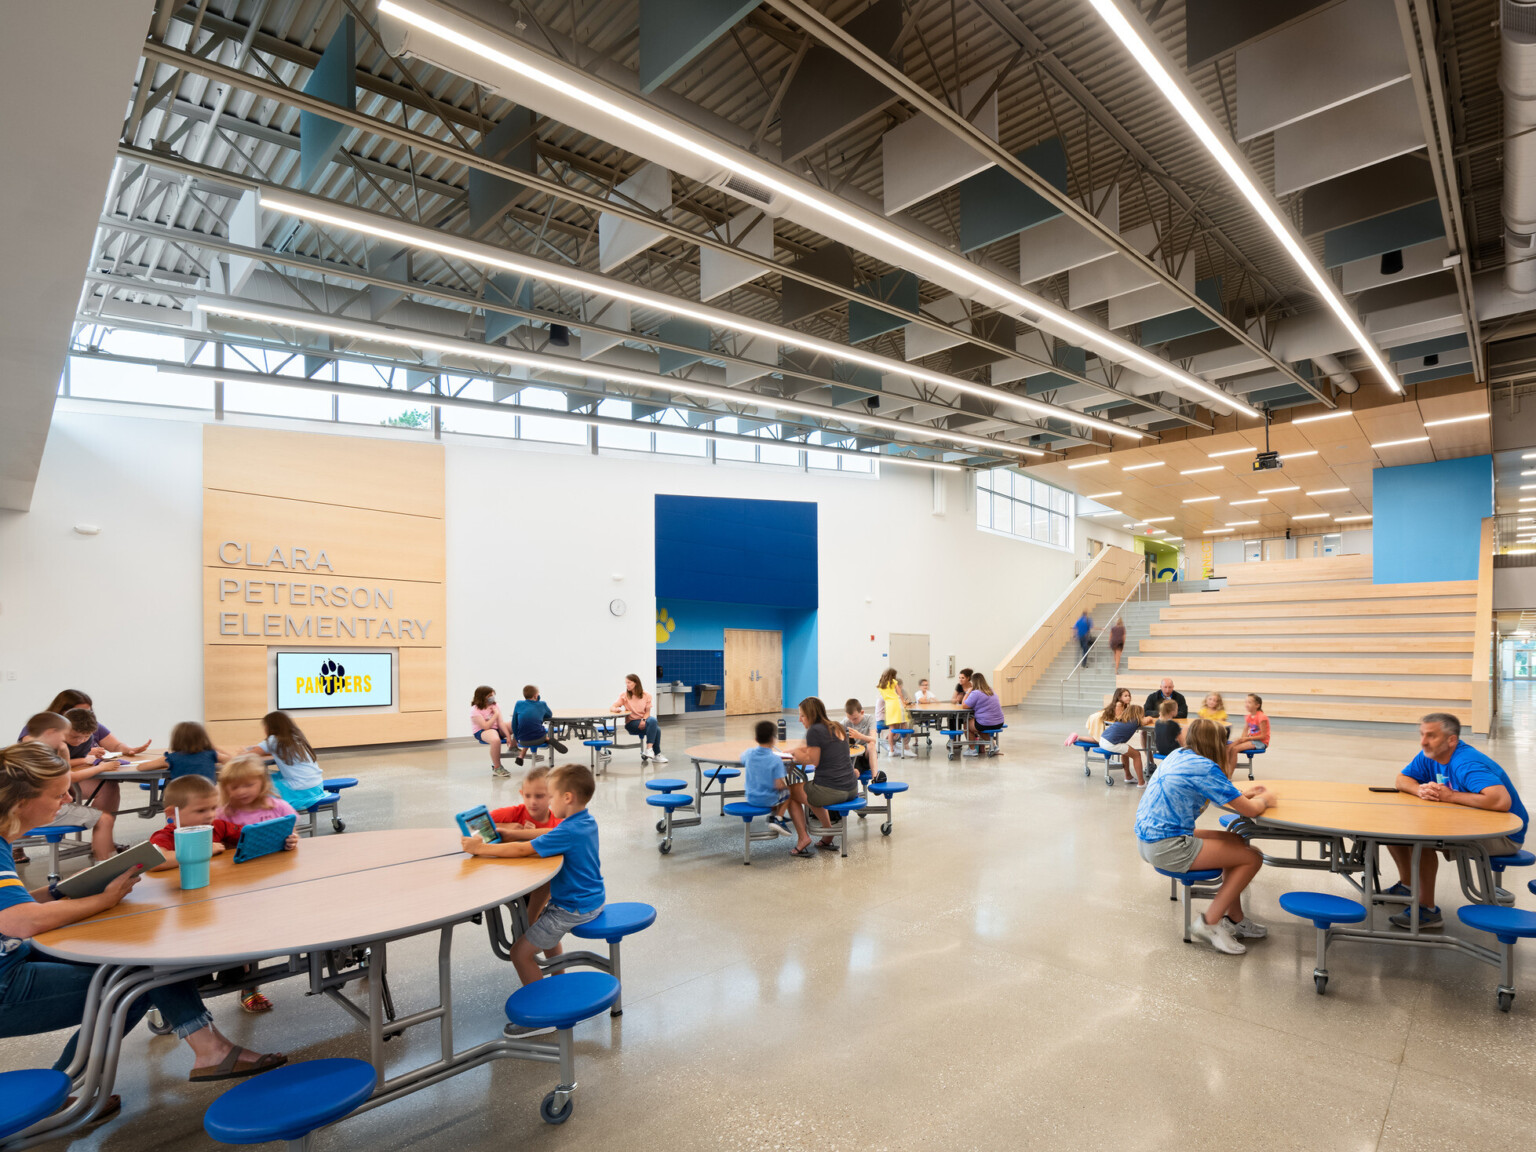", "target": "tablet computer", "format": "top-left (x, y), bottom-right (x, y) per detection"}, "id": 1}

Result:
top-left (455, 805), bottom-right (500, 844)
top-left (55, 840), bottom-right (165, 899)
top-left (232, 814), bottom-right (297, 864)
